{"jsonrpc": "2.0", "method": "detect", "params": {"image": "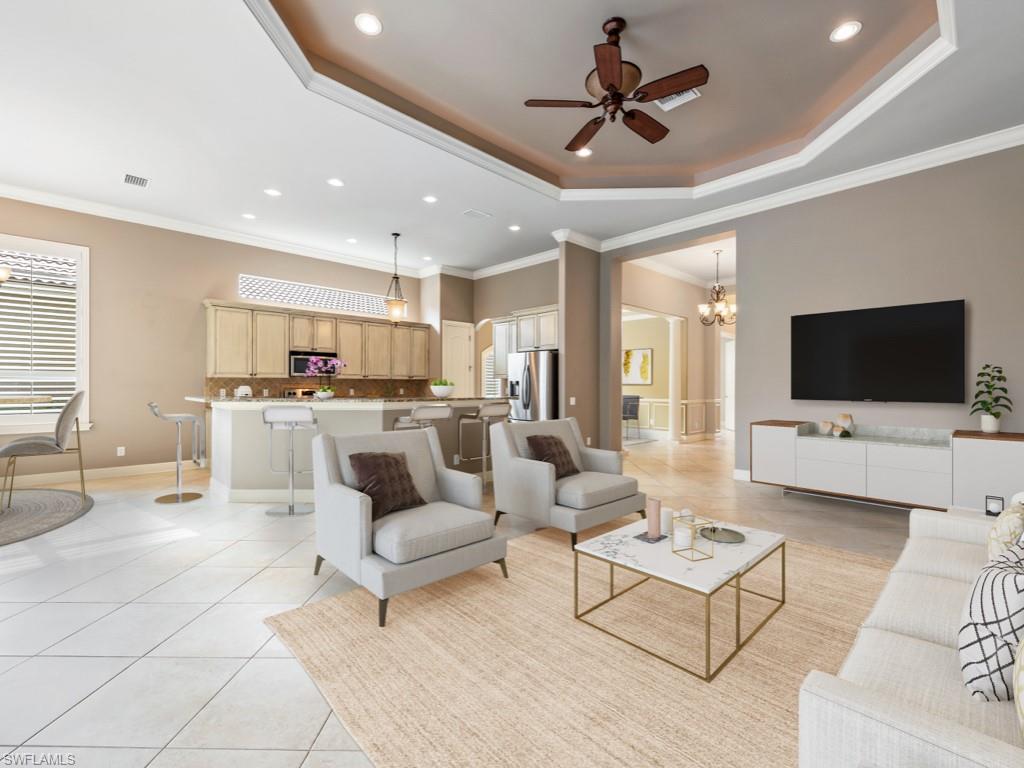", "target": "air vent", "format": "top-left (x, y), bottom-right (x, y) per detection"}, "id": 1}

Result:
top-left (123, 173), bottom-right (149, 188)
top-left (654, 88), bottom-right (700, 113)
top-left (462, 208), bottom-right (493, 219)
